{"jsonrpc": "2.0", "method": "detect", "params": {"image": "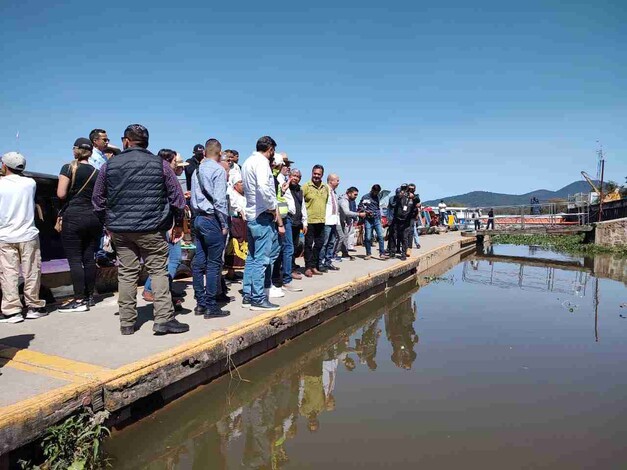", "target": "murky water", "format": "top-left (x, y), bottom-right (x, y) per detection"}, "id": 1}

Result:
top-left (105, 247), bottom-right (627, 469)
